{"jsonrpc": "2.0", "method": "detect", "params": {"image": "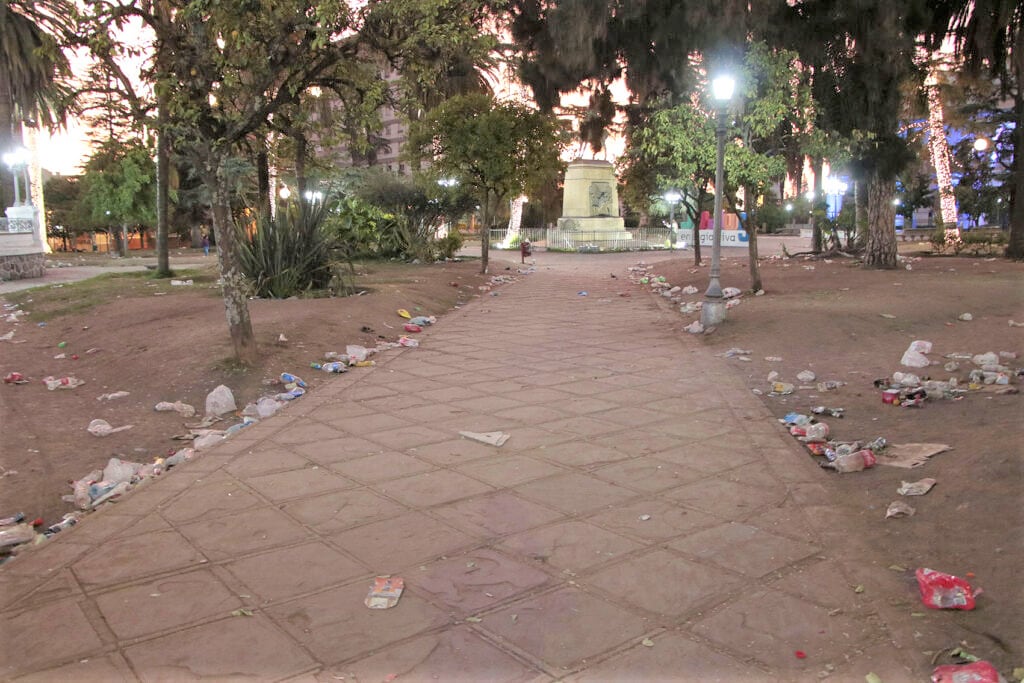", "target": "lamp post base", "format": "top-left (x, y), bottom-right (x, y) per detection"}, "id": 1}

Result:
top-left (700, 298), bottom-right (727, 327)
